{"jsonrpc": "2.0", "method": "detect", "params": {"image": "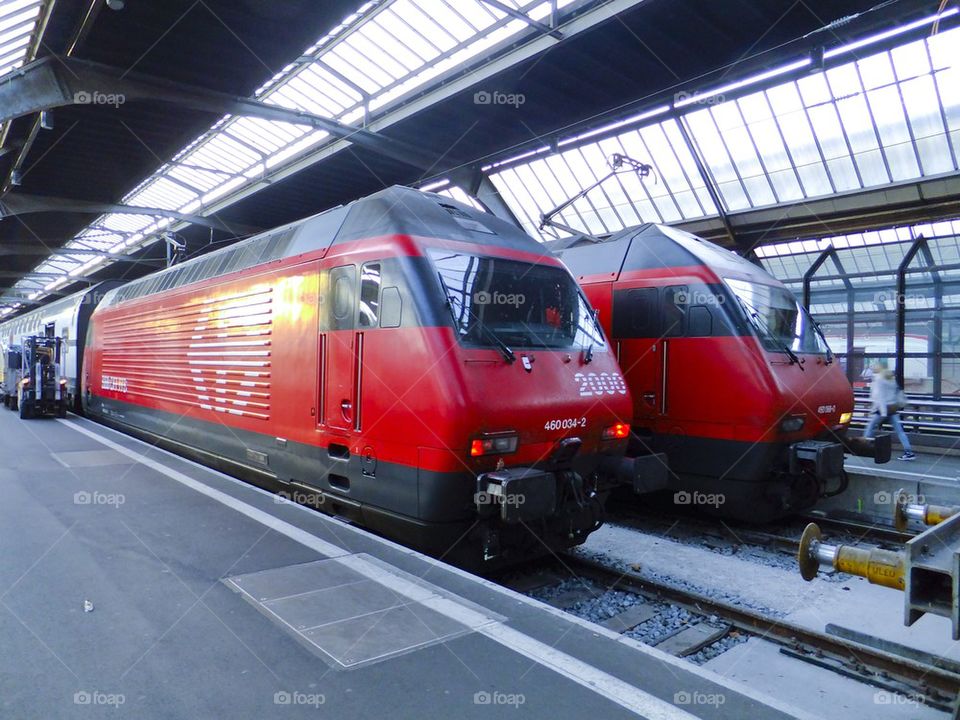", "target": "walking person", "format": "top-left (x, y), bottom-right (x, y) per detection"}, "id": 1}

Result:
top-left (864, 364), bottom-right (915, 461)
